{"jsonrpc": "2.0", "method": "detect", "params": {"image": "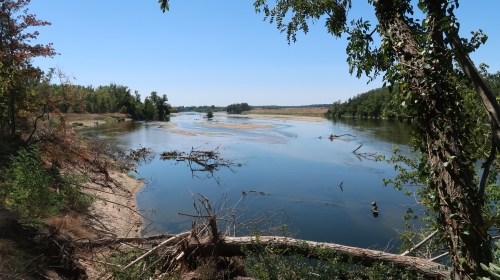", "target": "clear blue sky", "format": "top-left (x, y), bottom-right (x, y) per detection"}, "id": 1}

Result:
top-left (29, 1), bottom-right (500, 107)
